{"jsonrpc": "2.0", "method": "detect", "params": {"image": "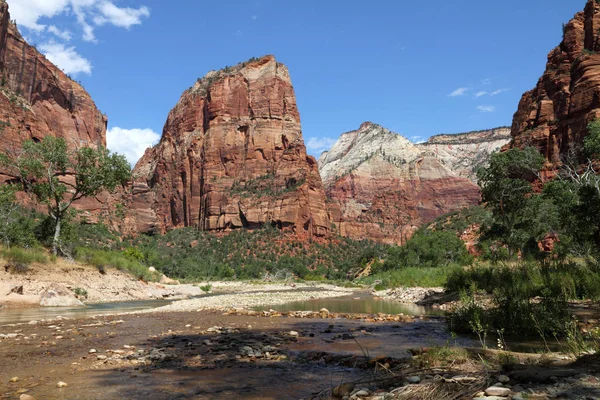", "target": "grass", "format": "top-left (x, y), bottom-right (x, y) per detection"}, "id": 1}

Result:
top-left (411, 344), bottom-right (470, 369)
top-left (359, 266), bottom-right (461, 289)
top-left (74, 247), bottom-right (155, 282)
top-left (1, 246), bottom-right (50, 265)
